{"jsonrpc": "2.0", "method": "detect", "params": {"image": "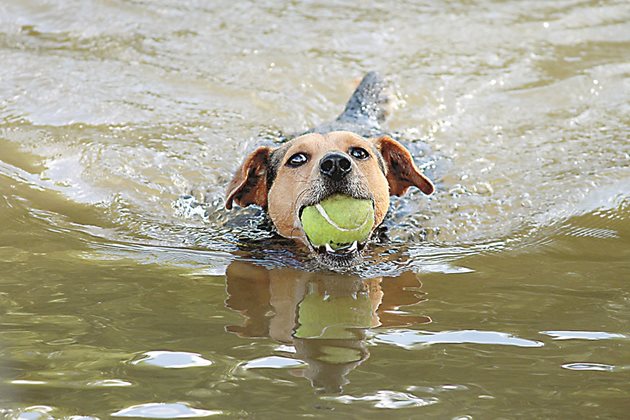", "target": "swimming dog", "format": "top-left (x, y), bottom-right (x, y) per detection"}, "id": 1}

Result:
top-left (225, 72), bottom-right (434, 265)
